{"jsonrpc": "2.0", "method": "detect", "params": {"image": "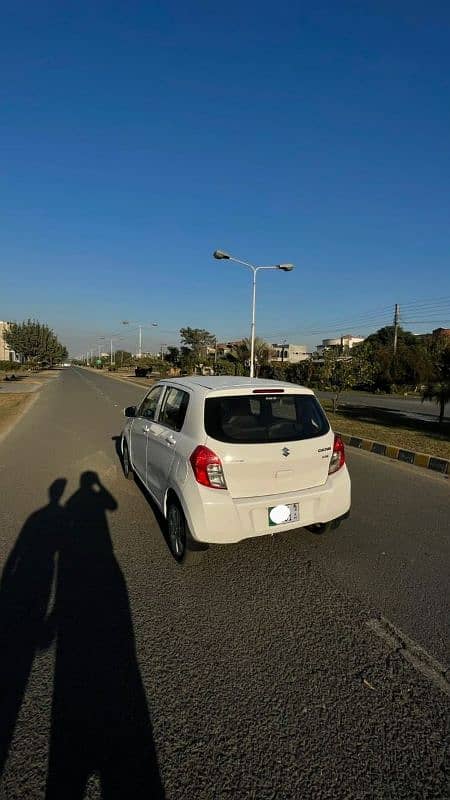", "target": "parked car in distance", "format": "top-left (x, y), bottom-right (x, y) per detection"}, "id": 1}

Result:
top-left (121, 377), bottom-right (351, 563)
top-left (135, 366), bottom-right (153, 378)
